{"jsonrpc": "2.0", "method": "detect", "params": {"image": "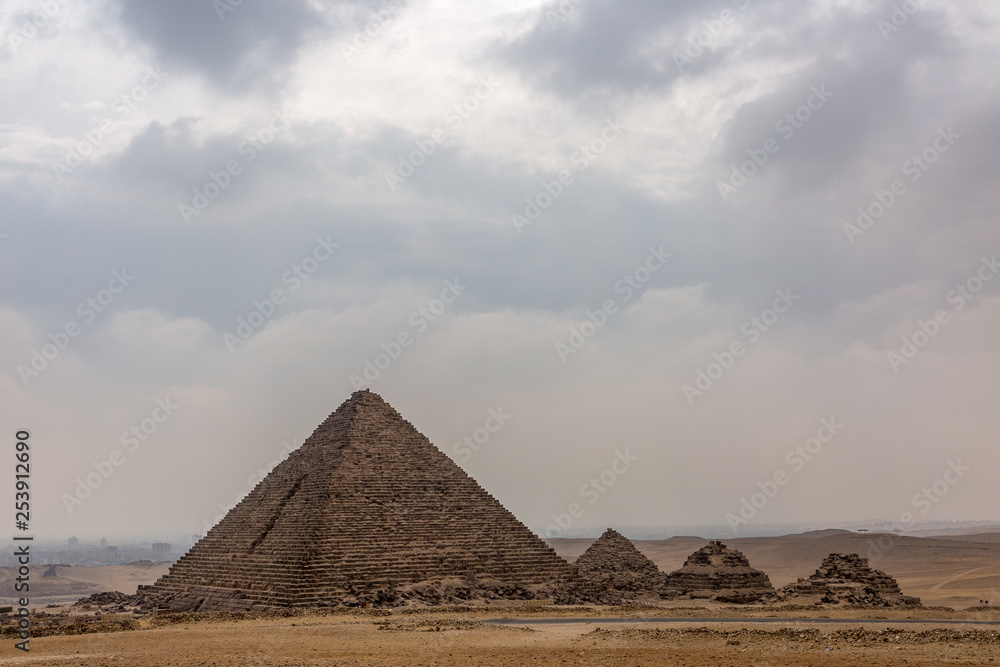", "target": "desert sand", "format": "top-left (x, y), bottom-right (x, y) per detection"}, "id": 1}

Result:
top-left (2, 608), bottom-right (999, 666)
